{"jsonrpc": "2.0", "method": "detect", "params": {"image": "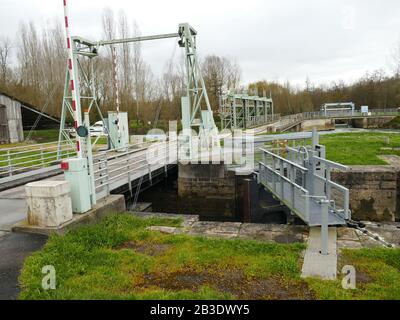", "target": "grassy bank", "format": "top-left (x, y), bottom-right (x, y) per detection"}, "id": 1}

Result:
top-left (23, 130), bottom-right (60, 143)
top-left (382, 116), bottom-right (400, 130)
top-left (320, 132), bottom-right (400, 165)
top-left (307, 248), bottom-right (400, 300)
top-left (19, 214), bottom-right (307, 300)
top-left (19, 214), bottom-right (400, 300)
top-left (264, 132), bottom-right (400, 165)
